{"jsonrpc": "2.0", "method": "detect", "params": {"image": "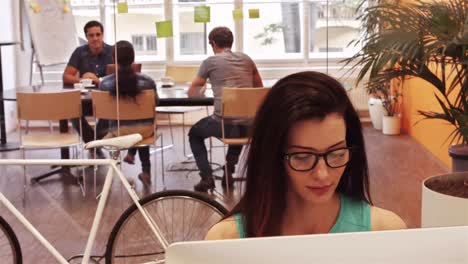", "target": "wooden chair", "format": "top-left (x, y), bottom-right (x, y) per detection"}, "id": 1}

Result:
top-left (16, 90), bottom-right (84, 196)
top-left (157, 65), bottom-right (205, 157)
top-left (164, 64), bottom-right (198, 83)
top-left (105, 63), bottom-right (142, 75)
top-left (91, 90), bottom-right (164, 191)
top-left (218, 87), bottom-right (270, 191)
